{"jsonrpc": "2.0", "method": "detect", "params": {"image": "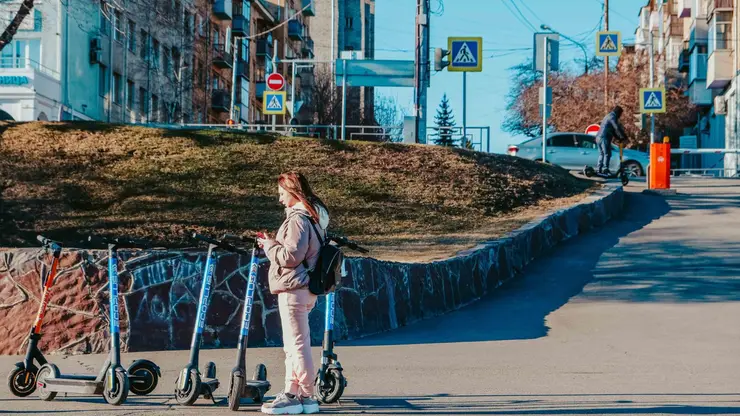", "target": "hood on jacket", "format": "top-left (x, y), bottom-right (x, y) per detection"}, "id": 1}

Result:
top-left (287, 201), bottom-right (330, 230)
